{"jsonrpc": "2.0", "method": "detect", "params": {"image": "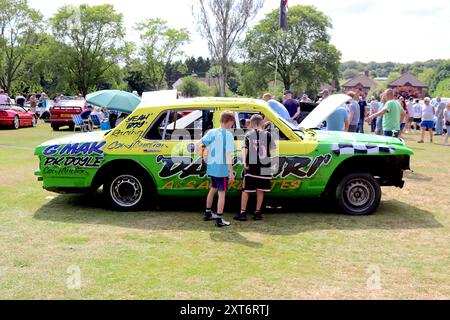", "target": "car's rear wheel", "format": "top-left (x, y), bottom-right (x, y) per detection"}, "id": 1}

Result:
top-left (13, 116), bottom-right (19, 129)
top-left (51, 124), bottom-right (59, 131)
top-left (103, 168), bottom-right (151, 211)
top-left (335, 173), bottom-right (381, 215)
